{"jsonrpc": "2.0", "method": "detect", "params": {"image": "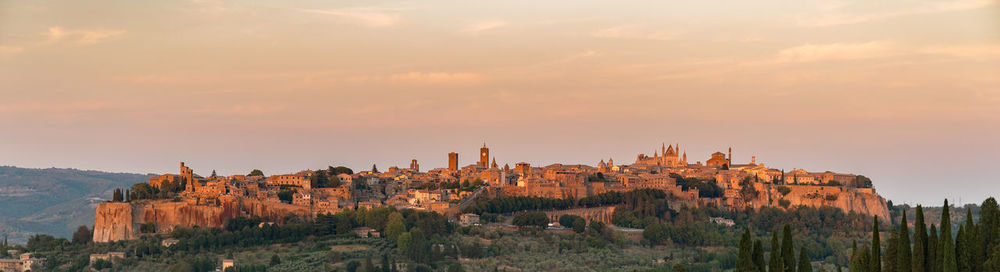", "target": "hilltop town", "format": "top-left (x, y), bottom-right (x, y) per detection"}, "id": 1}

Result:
top-left (93, 143), bottom-right (889, 242)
